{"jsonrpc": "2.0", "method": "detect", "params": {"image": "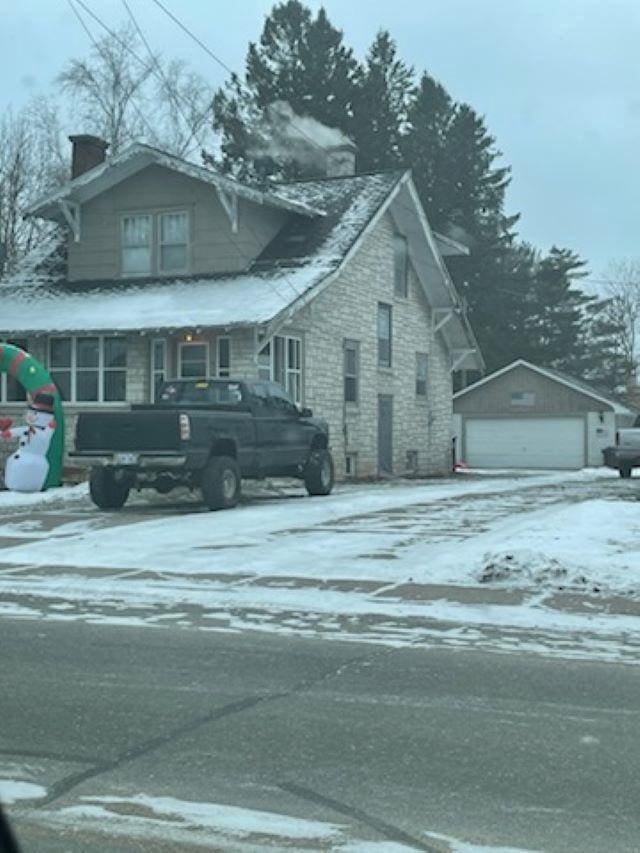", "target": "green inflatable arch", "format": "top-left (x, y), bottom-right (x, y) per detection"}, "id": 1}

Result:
top-left (0, 343), bottom-right (65, 489)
